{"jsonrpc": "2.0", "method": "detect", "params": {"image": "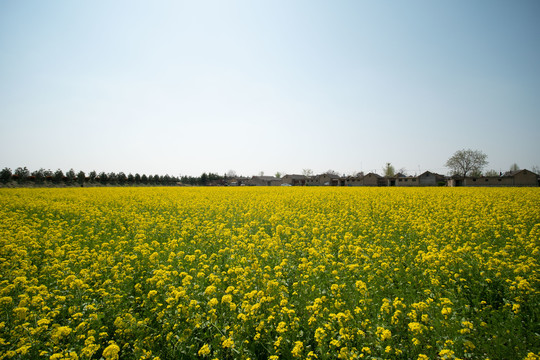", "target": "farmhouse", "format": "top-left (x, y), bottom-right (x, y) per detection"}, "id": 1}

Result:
top-left (362, 172), bottom-right (383, 186)
top-left (319, 173), bottom-right (341, 186)
top-left (226, 177), bottom-right (250, 186)
top-left (335, 173), bottom-right (384, 186)
top-left (281, 174), bottom-right (308, 186)
top-left (447, 169), bottom-right (538, 187)
top-left (236, 169), bottom-right (539, 187)
top-left (418, 171), bottom-right (446, 186)
top-left (394, 175), bottom-right (418, 187)
top-left (305, 173), bottom-right (340, 186)
top-left (342, 175), bottom-right (364, 186)
top-left (248, 176), bottom-right (281, 186)
top-left (386, 173), bottom-right (406, 186)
